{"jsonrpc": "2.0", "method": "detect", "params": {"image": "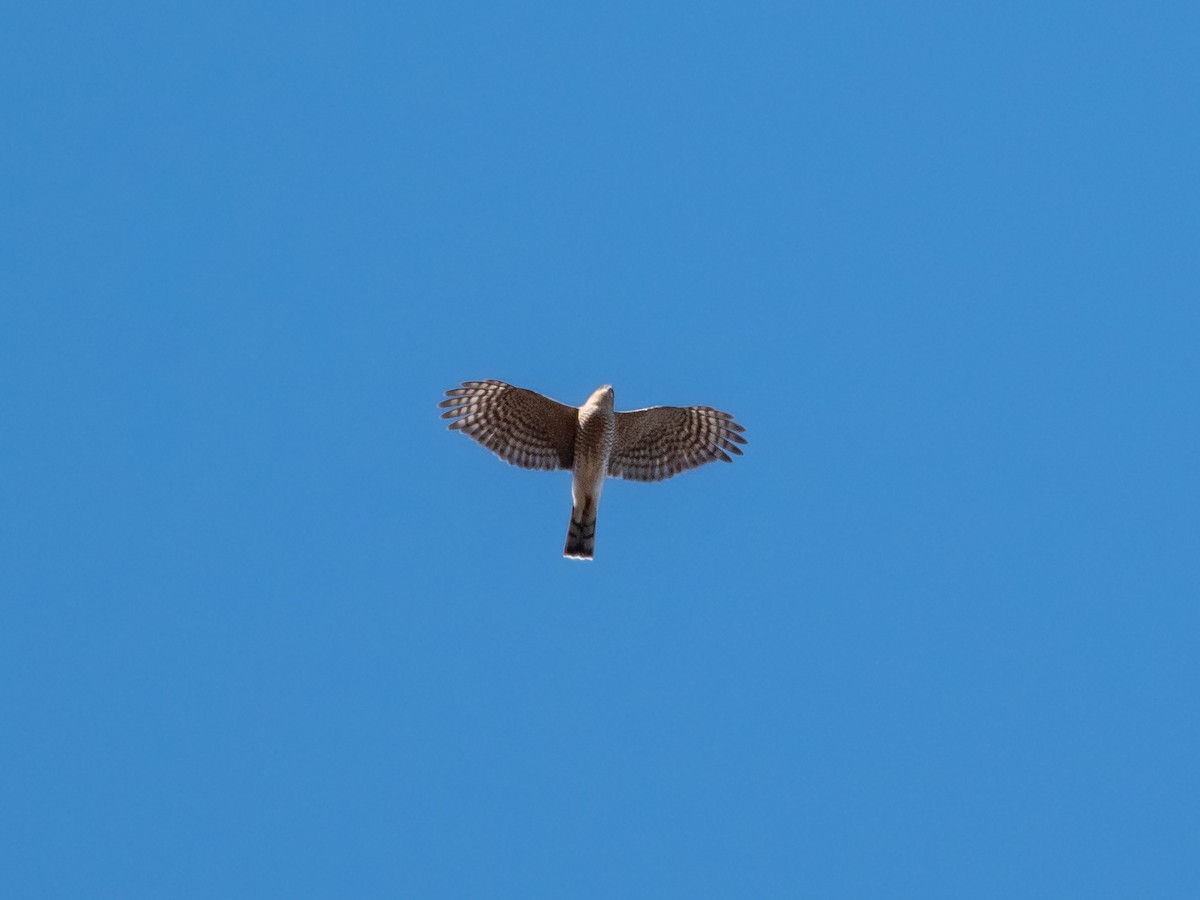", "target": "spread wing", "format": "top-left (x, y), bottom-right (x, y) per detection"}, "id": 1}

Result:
top-left (609, 405), bottom-right (747, 482)
top-left (439, 380), bottom-right (577, 470)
